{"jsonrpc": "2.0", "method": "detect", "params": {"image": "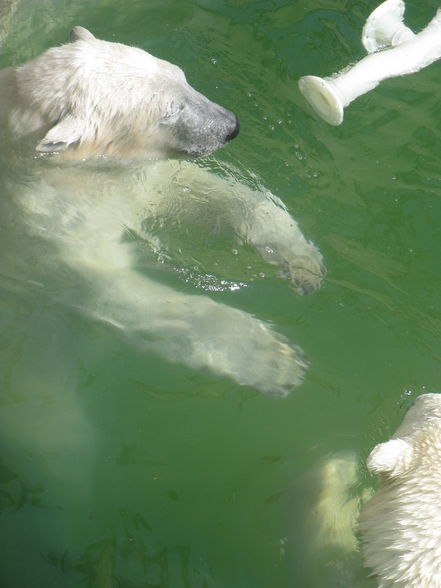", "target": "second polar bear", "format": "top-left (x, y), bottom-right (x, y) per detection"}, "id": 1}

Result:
top-left (0, 27), bottom-right (324, 396)
top-left (359, 393), bottom-right (441, 587)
